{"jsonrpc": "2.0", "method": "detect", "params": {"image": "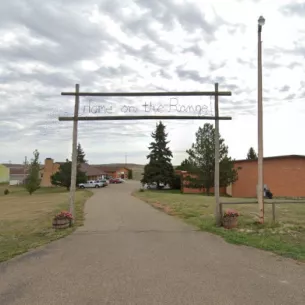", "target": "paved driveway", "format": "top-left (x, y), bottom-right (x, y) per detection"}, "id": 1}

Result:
top-left (1, 180), bottom-right (305, 305)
